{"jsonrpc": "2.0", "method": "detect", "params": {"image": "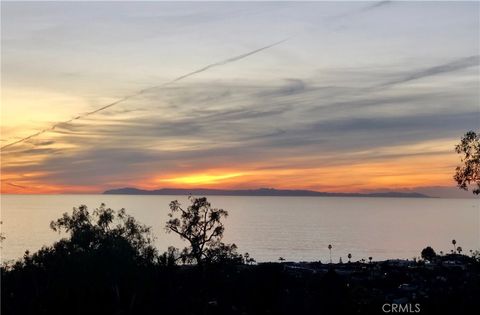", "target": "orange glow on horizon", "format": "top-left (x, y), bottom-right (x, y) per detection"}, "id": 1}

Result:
top-left (159, 172), bottom-right (246, 185)
top-left (1, 139), bottom-right (463, 194)
top-left (1, 181), bottom-right (98, 194)
top-left (0, 171), bottom-right (97, 194)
